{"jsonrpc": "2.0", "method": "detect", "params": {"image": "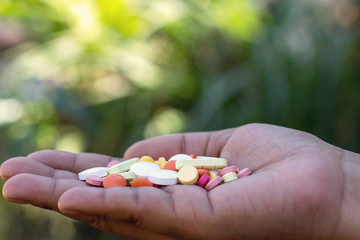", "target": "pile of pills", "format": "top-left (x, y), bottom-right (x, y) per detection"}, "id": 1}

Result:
top-left (78, 154), bottom-right (251, 191)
